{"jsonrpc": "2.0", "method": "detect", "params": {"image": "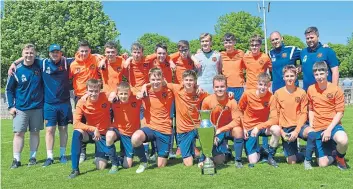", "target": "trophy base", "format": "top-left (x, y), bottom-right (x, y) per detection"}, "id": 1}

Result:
top-left (201, 157), bottom-right (216, 175)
